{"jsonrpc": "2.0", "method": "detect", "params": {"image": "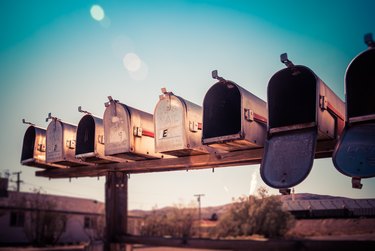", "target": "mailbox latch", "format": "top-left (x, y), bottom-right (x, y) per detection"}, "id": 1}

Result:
top-left (66, 140), bottom-right (76, 149)
top-left (189, 121), bottom-right (202, 132)
top-left (37, 144), bottom-right (46, 152)
top-left (98, 135), bottom-right (105, 145)
top-left (133, 127), bottom-right (143, 137)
